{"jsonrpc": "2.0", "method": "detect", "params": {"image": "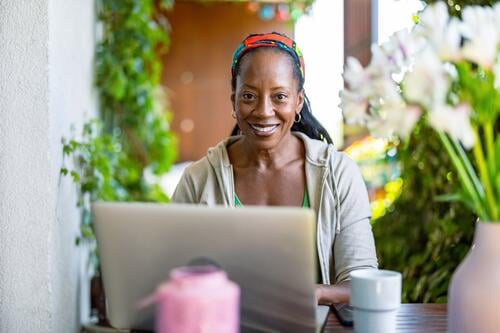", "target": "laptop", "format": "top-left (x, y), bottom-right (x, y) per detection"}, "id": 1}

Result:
top-left (92, 202), bottom-right (330, 333)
